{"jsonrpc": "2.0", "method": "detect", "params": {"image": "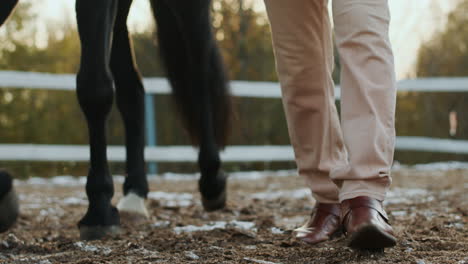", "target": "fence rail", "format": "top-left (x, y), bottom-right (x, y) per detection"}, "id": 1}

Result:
top-left (1, 71), bottom-right (468, 163)
top-left (1, 137), bottom-right (468, 162)
top-left (3, 71), bottom-right (468, 98)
